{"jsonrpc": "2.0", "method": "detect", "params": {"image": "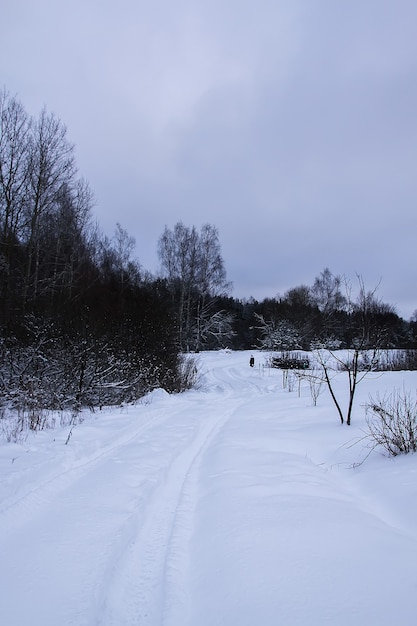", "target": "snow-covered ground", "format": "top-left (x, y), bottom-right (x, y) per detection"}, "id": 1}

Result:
top-left (1, 350), bottom-right (416, 625)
